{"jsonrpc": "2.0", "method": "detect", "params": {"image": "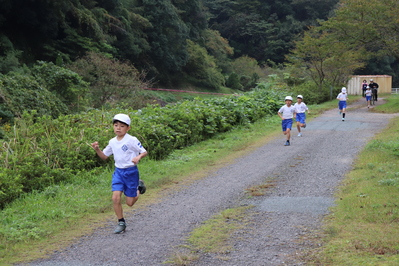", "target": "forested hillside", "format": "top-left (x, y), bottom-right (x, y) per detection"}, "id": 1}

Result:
top-left (0, 0), bottom-right (338, 87)
top-left (1, 0), bottom-right (399, 124)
